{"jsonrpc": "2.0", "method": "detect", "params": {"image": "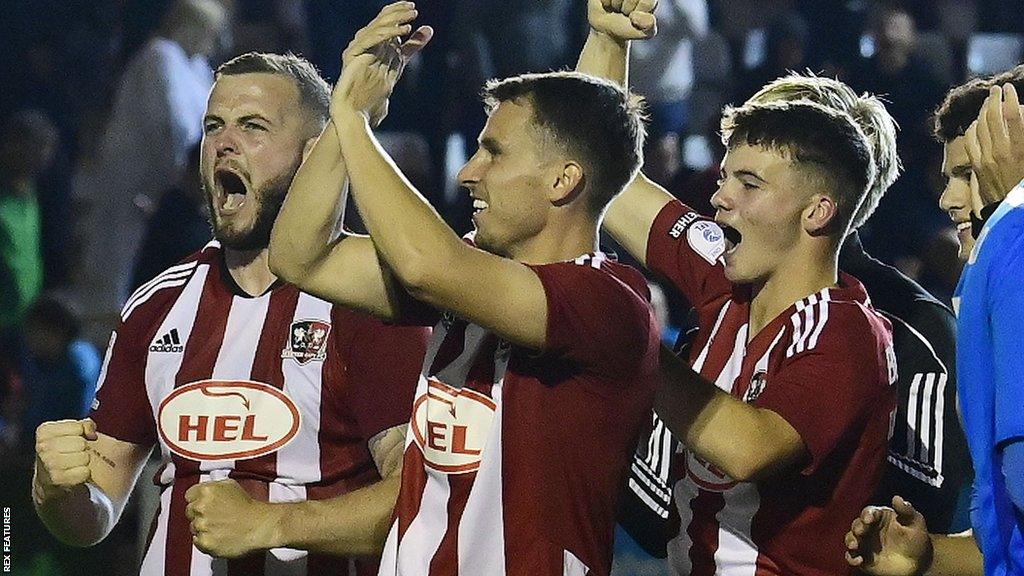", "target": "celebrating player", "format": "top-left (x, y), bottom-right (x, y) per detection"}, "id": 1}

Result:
top-left (578, 2), bottom-right (896, 574)
top-left (32, 50), bottom-right (429, 576)
top-left (269, 3), bottom-right (660, 575)
top-left (846, 70), bottom-right (1024, 576)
